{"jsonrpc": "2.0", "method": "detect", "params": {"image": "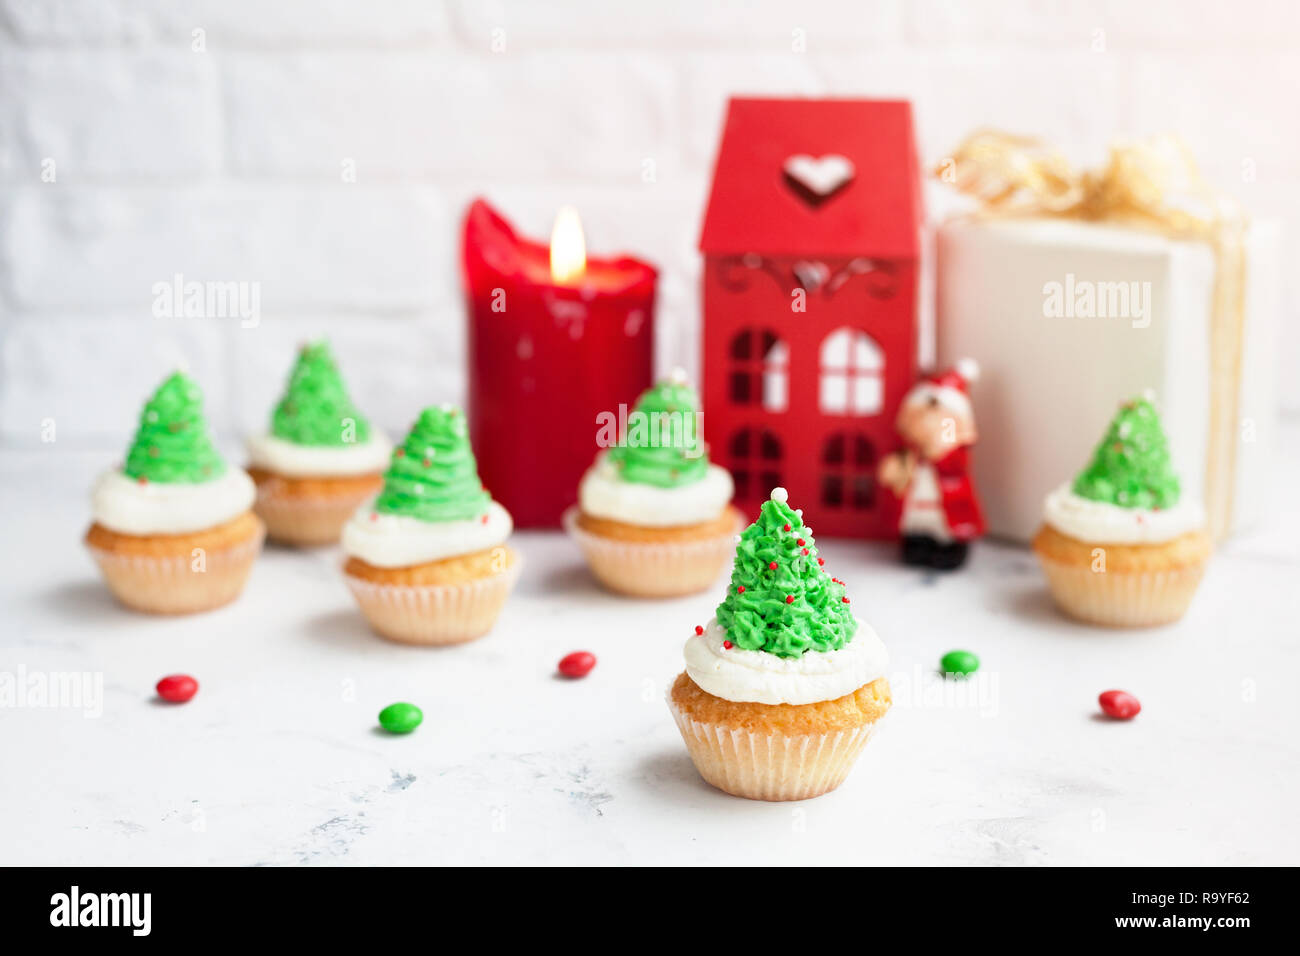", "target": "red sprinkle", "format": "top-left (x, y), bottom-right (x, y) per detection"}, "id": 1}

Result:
top-left (817, 558), bottom-right (825, 566)
top-left (156, 674), bottom-right (198, 703)
top-left (797, 538), bottom-right (805, 546)
top-left (737, 585), bottom-right (745, 594)
top-left (842, 596), bottom-right (850, 604)
top-left (783, 524), bottom-right (791, 532)
top-left (722, 640), bottom-right (733, 649)
top-left (1099, 690), bottom-right (1141, 720)
top-left (694, 625), bottom-right (704, 635)
top-left (802, 548), bottom-right (809, 555)
top-left (768, 561), bottom-right (778, 570)
top-left (785, 595), bottom-right (795, 604)
top-left (557, 652), bottom-right (596, 679)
